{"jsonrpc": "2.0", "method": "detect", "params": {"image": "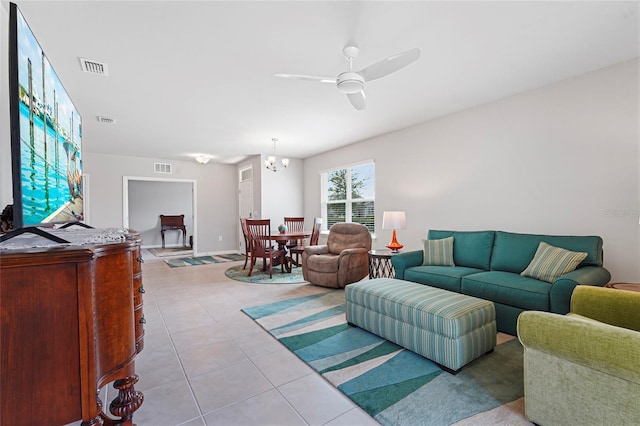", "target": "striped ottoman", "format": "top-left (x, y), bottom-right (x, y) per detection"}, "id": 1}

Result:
top-left (345, 278), bottom-right (496, 373)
